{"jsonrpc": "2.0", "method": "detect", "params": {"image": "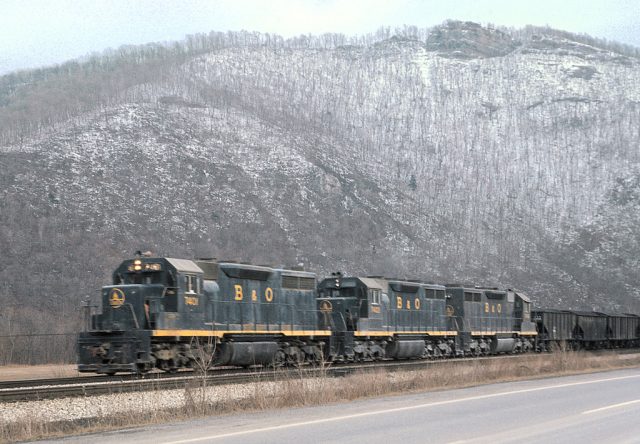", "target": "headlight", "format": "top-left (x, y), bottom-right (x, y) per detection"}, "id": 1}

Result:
top-left (128, 260), bottom-right (162, 272)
